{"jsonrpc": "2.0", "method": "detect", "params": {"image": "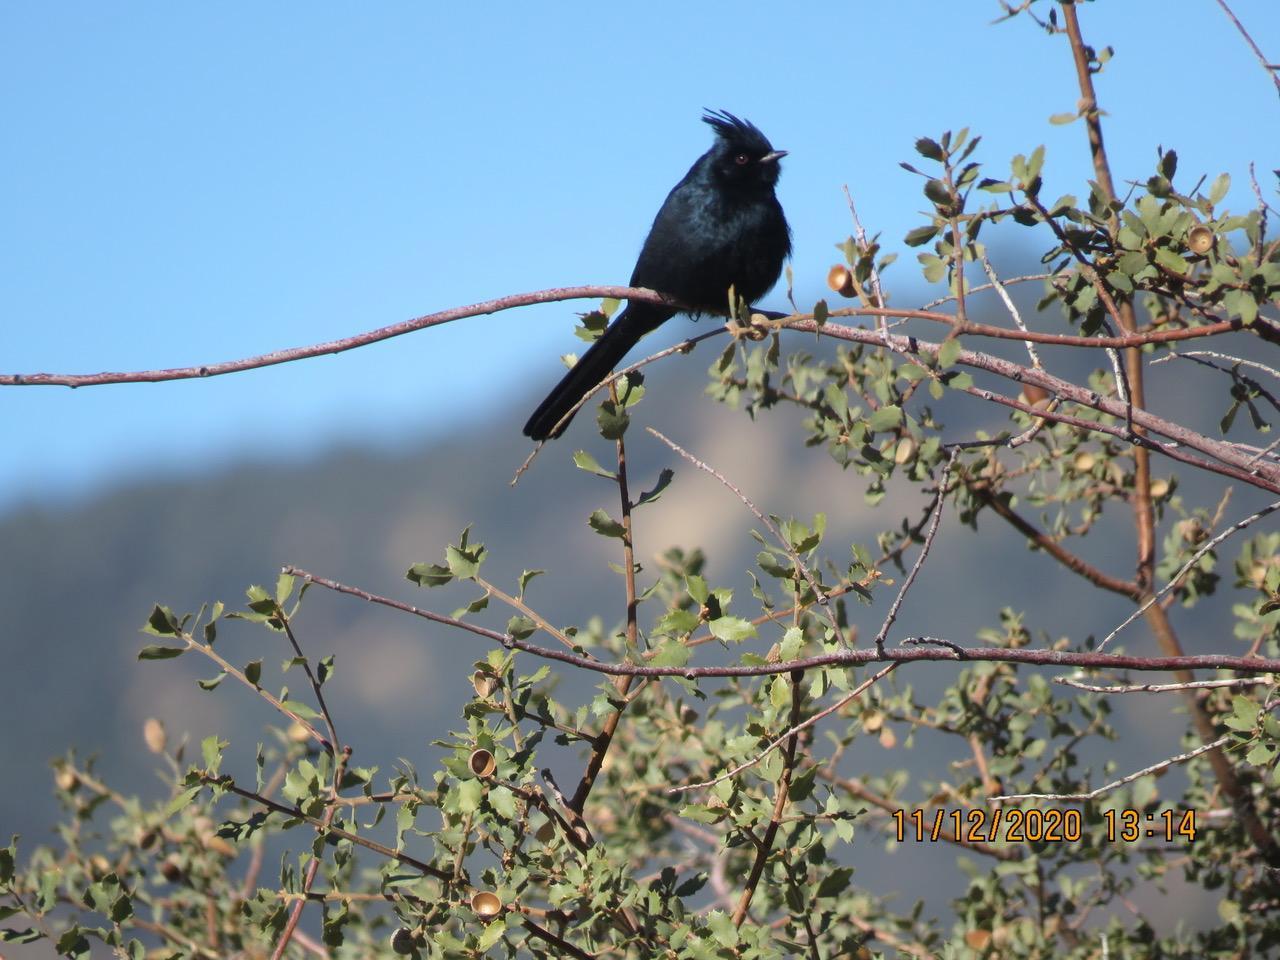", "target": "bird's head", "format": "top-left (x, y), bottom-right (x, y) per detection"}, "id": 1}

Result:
top-left (701, 110), bottom-right (786, 191)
